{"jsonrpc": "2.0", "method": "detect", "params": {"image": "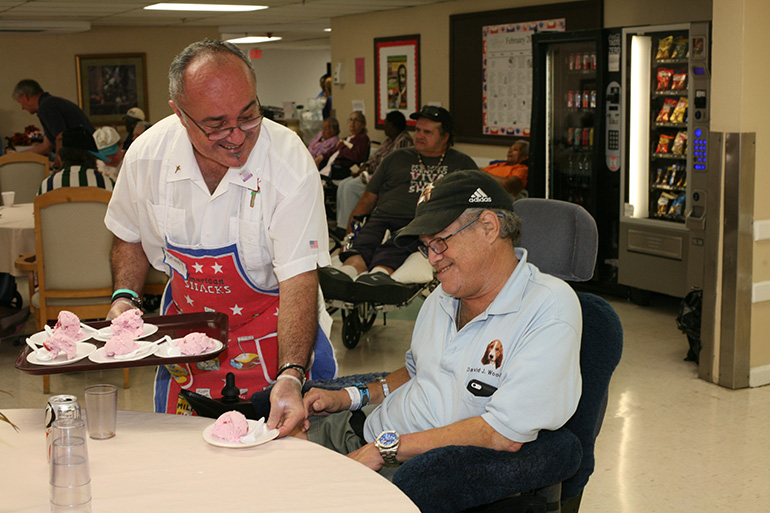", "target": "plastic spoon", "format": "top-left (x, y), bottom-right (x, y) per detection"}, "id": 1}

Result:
top-left (114, 335), bottom-right (170, 360)
top-left (27, 337), bottom-right (53, 361)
